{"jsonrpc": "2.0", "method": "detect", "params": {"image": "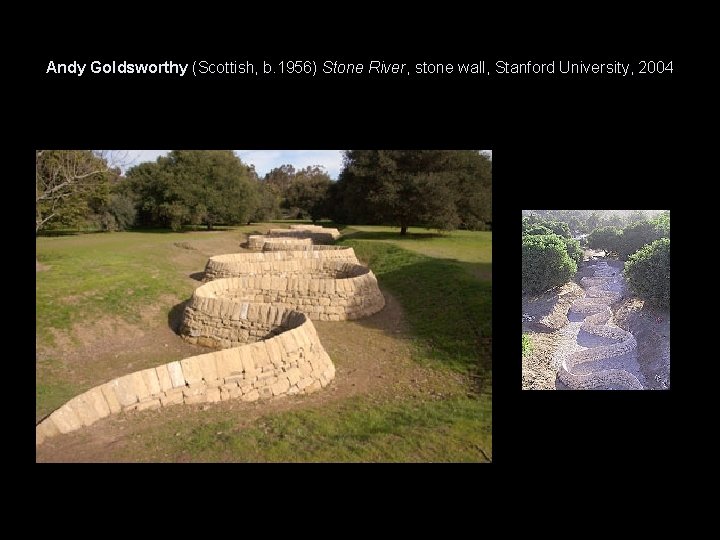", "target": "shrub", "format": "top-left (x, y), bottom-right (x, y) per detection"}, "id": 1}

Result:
top-left (522, 334), bottom-right (533, 357)
top-left (523, 224), bottom-right (553, 236)
top-left (522, 234), bottom-right (577, 294)
top-left (540, 220), bottom-right (571, 238)
top-left (623, 237), bottom-right (670, 309)
top-left (523, 218), bottom-right (571, 238)
top-left (587, 226), bottom-right (622, 255)
top-left (616, 219), bottom-right (667, 260)
top-left (563, 237), bottom-right (583, 265)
